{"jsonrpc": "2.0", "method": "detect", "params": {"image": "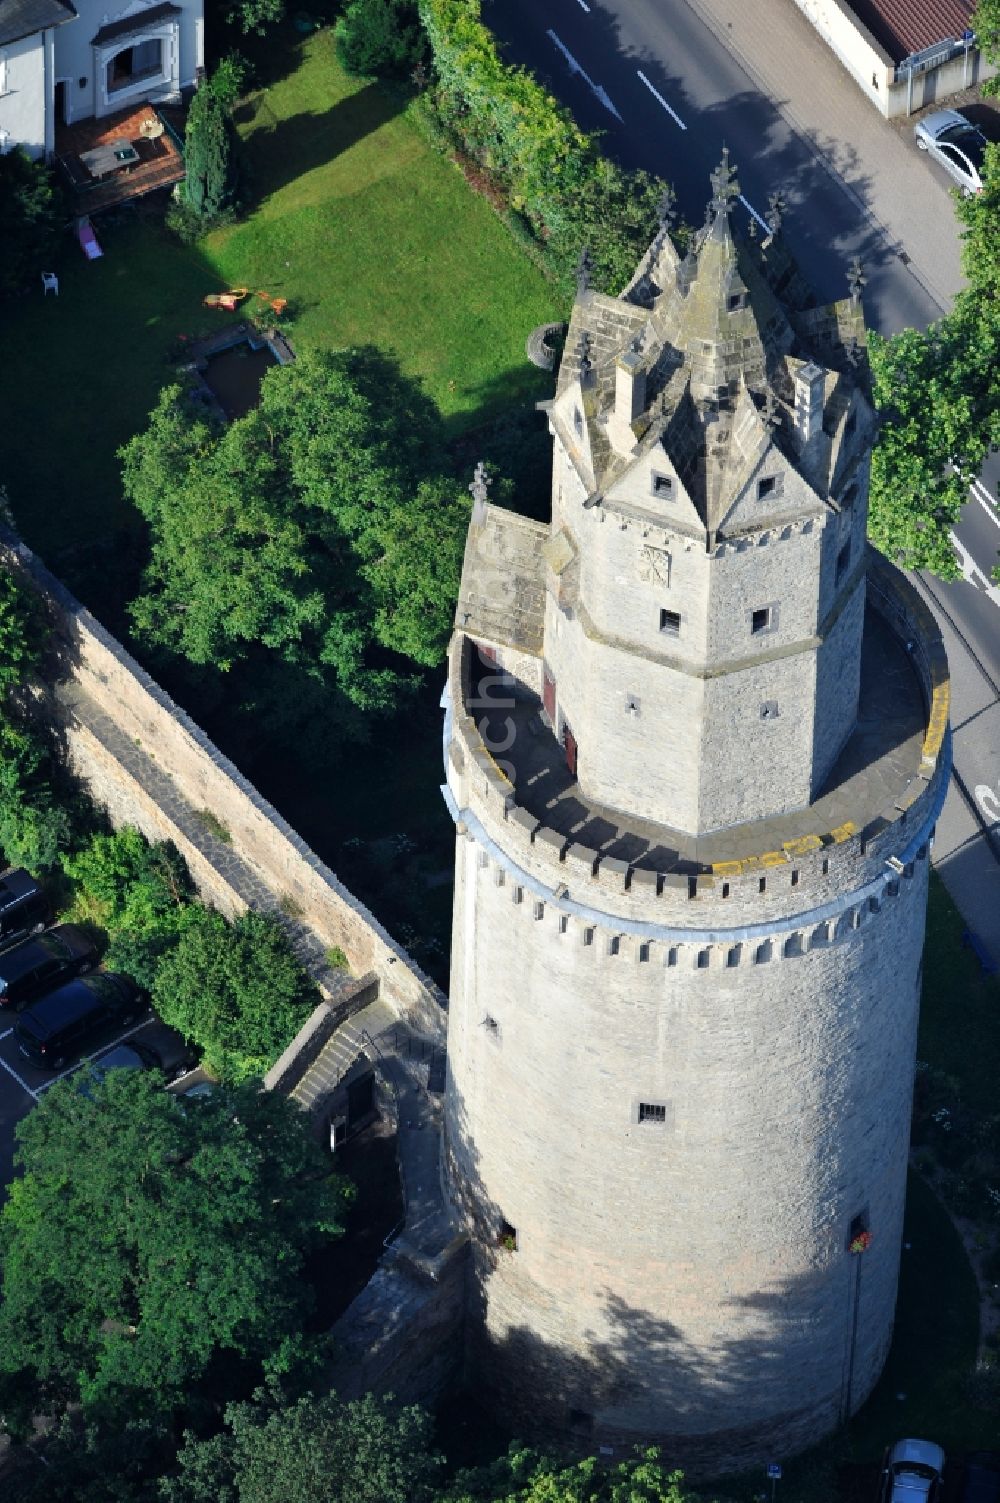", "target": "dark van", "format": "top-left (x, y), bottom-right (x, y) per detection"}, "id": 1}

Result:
top-left (0, 925), bottom-right (99, 1010)
top-left (15, 973), bottom-right (145, 1070)
top-left (0, 869), bottom-right (50, 954)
